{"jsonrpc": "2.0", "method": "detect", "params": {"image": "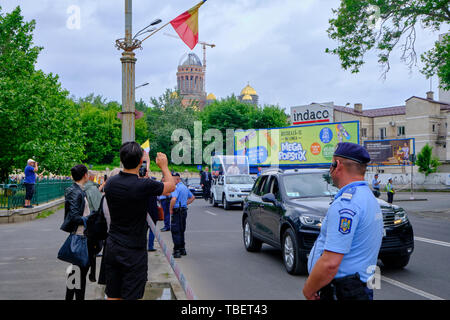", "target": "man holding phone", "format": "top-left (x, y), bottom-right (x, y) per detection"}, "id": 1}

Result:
top-left (103, 142), bottom-right (175, 300)
top-left (24, 159), bottom-right (38, 208)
